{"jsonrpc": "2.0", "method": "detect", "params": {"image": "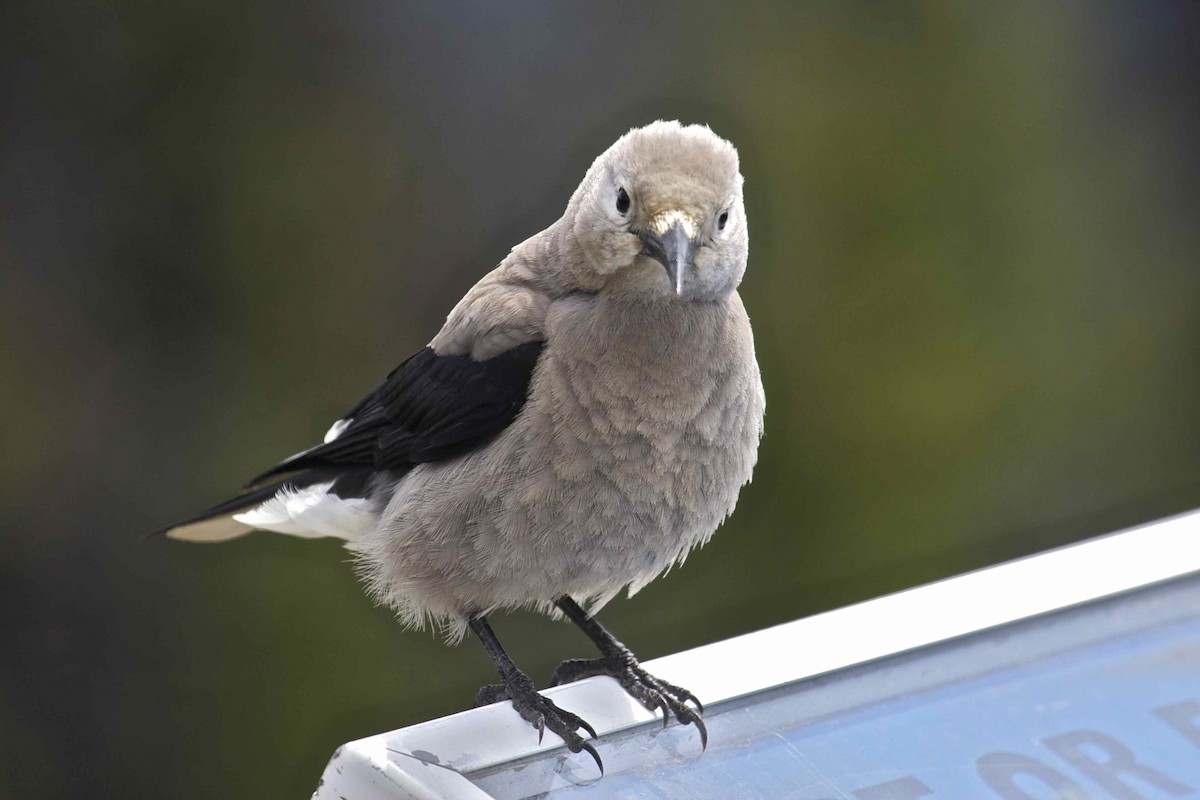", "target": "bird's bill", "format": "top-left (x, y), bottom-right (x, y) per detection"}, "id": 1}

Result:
top-left (639, 221), bottom-right (697, 296)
